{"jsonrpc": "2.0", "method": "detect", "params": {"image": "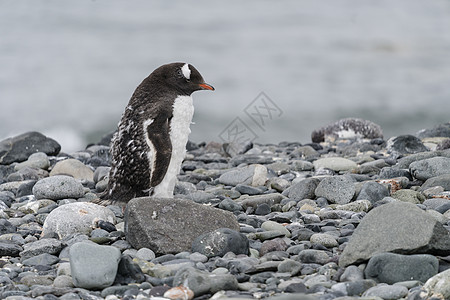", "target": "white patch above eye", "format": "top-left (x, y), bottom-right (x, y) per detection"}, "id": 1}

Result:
top-left (181, 63), bottom-right (191, 80)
